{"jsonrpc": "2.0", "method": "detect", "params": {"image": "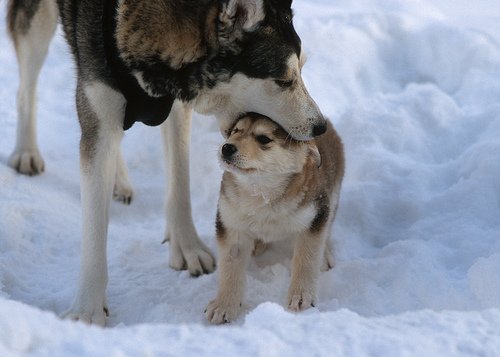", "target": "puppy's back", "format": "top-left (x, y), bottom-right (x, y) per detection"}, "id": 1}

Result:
top-left (316, 120), bottom-right (345, 194)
